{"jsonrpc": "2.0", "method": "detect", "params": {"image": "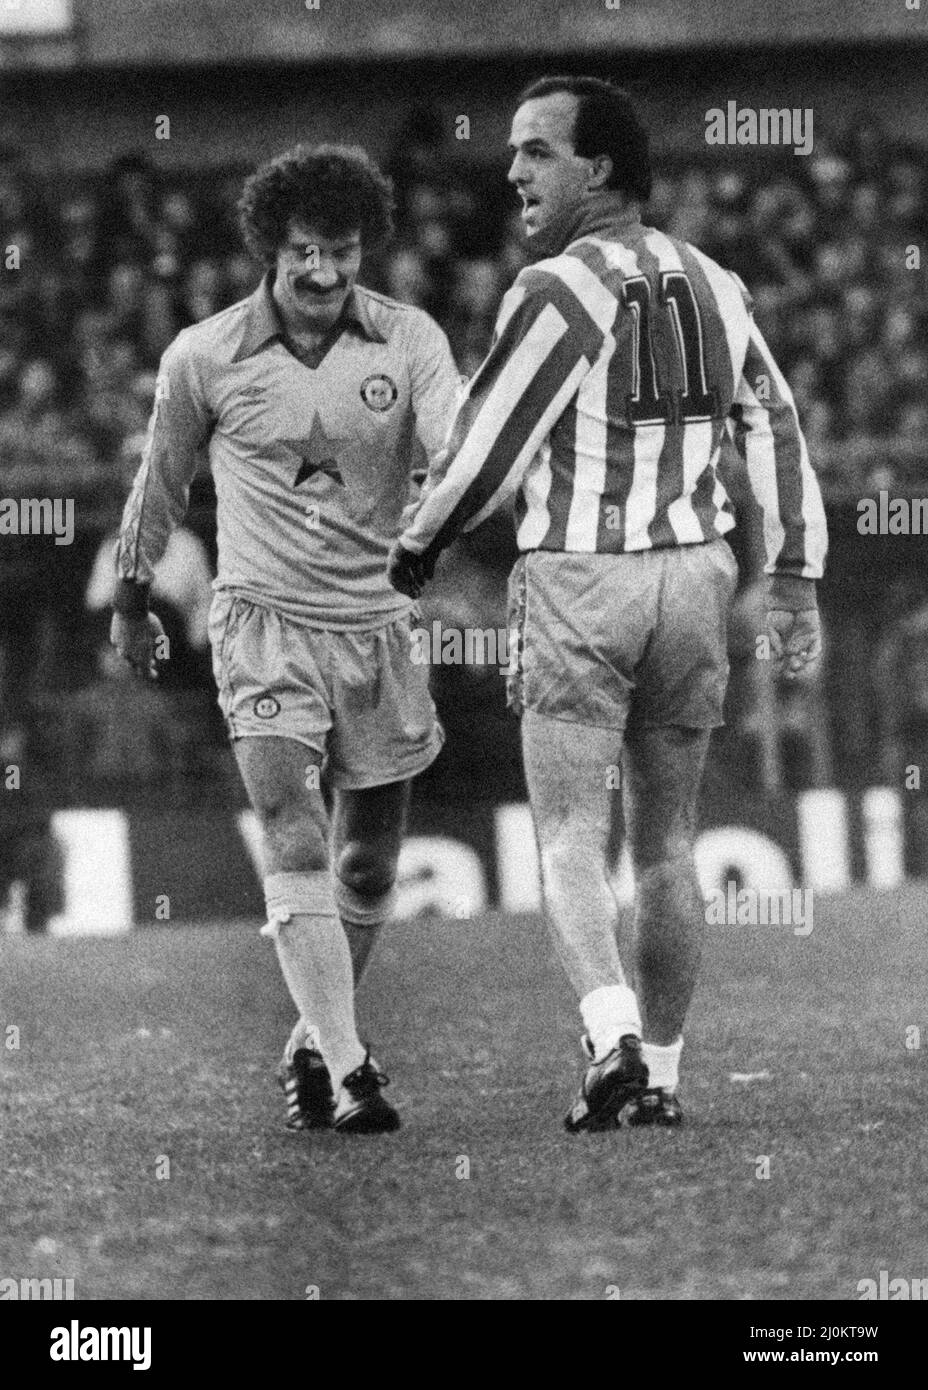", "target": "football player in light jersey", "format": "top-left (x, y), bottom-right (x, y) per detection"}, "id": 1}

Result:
top-left (390, 78), bottom-right (828, 1130)
top-left (112, 145), bottom-right (460, 1134)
